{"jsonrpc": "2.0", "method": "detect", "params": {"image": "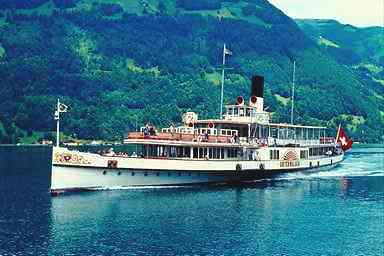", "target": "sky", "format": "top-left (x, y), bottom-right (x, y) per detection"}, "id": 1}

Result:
top-left (268, 0), bottom-right (384, 27)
